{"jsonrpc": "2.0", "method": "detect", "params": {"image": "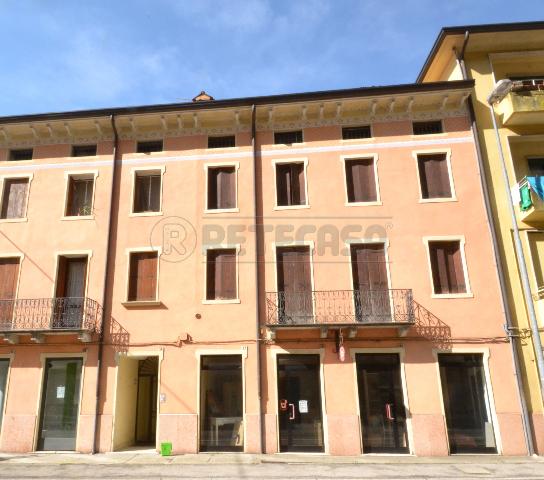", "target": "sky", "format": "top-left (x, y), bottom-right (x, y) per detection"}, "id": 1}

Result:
top-left (0, 0), bottom-right (542, 116)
